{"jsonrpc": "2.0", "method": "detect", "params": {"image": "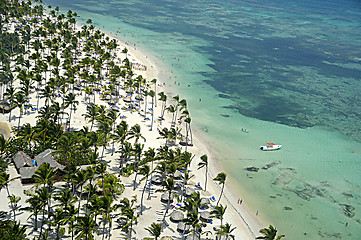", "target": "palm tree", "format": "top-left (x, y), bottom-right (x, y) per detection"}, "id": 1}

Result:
top-left (217, 223), bottom-right (236, 240)
top-left (151, 78), bottom-right (157, 107)
top-left (127, 124), bottom-right (146, 143)
top-left (145, 222), bottom-right (162, 240)
top-left (74, 169), bottom-right (87, 217)
top-left (210, 204), bottom-right (227, 226)
top-left (138, 164), bottom-right (150, 214)
top-left (22, 191), bottom-right (42, 230)
top-left (182, 210), bottom-right (206, 239)
top-left (0, 172), bottom-right (19, 221)
top-left (53, 188), bottom-right (76, 210)
top-left (98, 121), bottom-right (112, 159)
top-left (4, 85), bottom-right (16, 122)
top-left (158, 92), bottom-right (167, 123)
top-left (148, 90), bottom-right (155, 131)
top-left (36, 186), bottom-right (50, 238)
top-left (197, 154), bottom-right (208, 191)
top-left (14, 91), bottom-right (27, 127)
top-left (111, 120), bottom-right (128, 158)
top-left (98, 195), bottom-right (118, 240)
top-left (165, 104), bottom-right (176, 128)
top-left (49, 208), bottom-right (68, 240)
top-left (8, 194), bottom-right (21, 222)
top-left (256, 225), bottom-right (285, 240)
top-left (83, 105), bottom-right (98, 131)
top-left (158, 177), bottom-right (175, 221)
top-left (213, 172), bottom-right (227, 206)
top-left (63, 93), bottom-right (79, 130)
top-left (40, 84), bottom-right (54, 107)
top-left (73, 213), bottom-right (98, 240)
top-left (119, 197), bottom-right (138, 239)
top-left (32, 162), bottom-right (55, 189)
top-left (132, 143), bottom-right (144, 190)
